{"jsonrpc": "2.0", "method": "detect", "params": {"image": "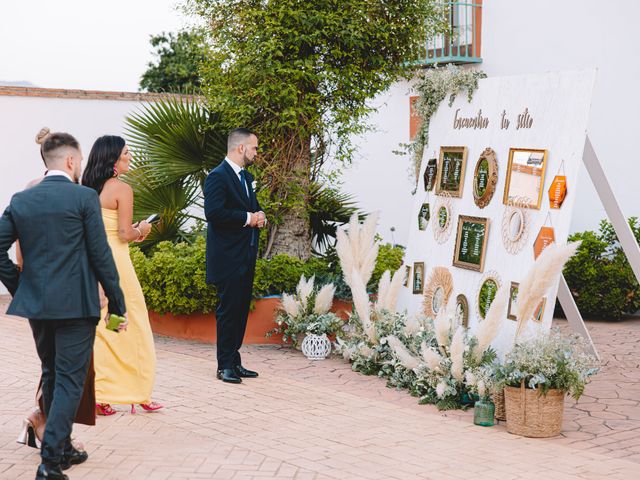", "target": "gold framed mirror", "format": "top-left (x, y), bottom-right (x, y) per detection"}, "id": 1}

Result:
top-left (476, 272), bottom-right (501, 321)
top-left (455, 294), bottom-right (470, 328)
top-left (503, 148), bottom-right (548, 209)
top-left (473, 148), bottom-right (498, 208)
